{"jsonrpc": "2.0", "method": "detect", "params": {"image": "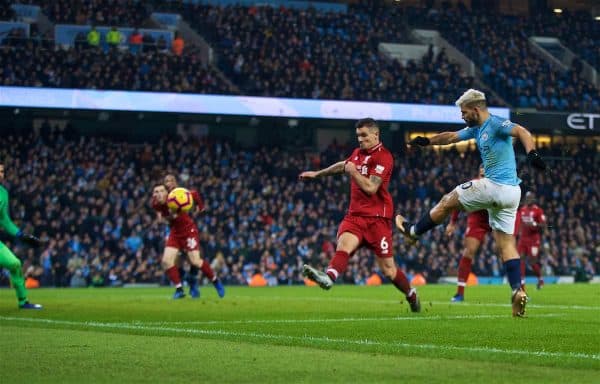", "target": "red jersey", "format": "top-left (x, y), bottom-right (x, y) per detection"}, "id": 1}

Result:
top-left (151, 189), bottom-right (204, 234)
top-left (345, 142), bottom-right (393, 218)
top-left (517, 204), bottom-right (545, 244)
